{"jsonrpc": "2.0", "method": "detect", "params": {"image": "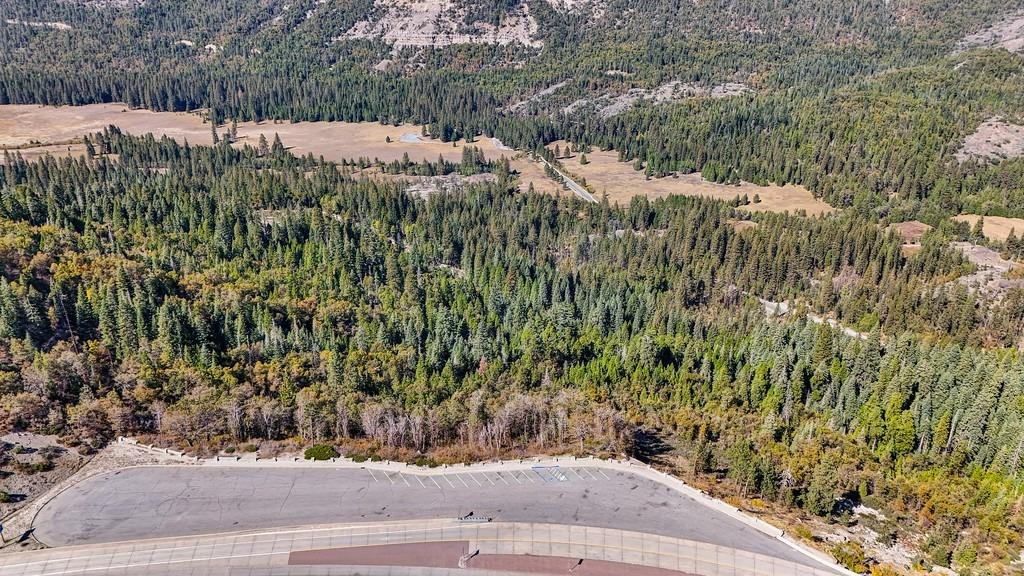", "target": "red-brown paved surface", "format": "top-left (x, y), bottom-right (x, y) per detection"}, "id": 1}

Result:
top-left (469, 554), bottom-right (697, 576)
top-left (290, 542), bottom-right (696, 576)
top-left (288, 541), bottom-right (468, 567)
